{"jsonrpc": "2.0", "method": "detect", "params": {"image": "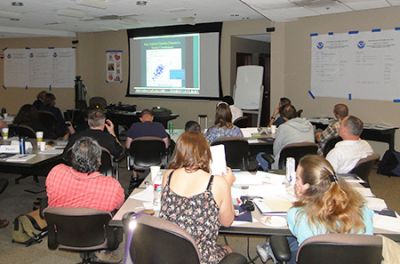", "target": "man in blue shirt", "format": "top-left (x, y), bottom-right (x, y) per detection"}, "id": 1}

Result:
top-left (125, 109), bottom-right (169, 149)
